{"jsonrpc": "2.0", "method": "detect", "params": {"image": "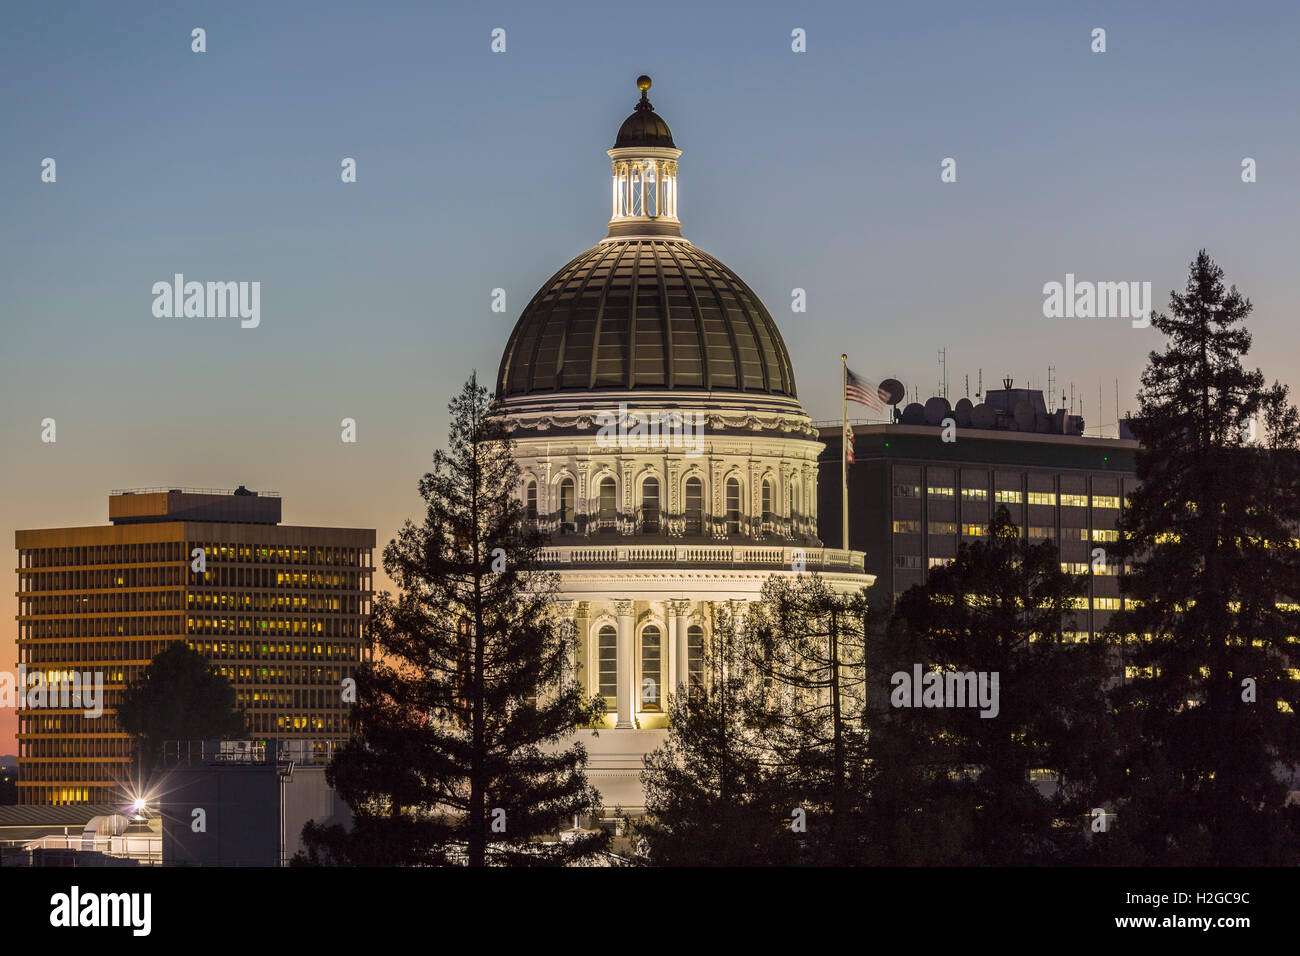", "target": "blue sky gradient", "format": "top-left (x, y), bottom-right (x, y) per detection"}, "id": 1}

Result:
top-left (4, 0), bottom-right (1299, 748)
